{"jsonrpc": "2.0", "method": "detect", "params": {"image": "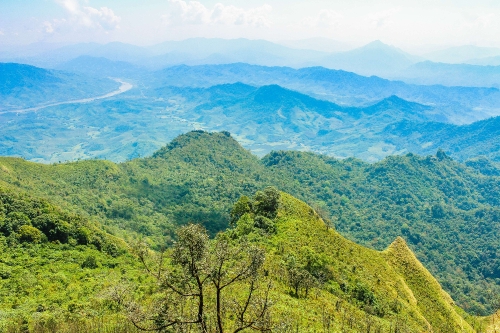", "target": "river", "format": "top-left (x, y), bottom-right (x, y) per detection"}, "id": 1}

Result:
top-left (0, 79), bottom-right (133, 115)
